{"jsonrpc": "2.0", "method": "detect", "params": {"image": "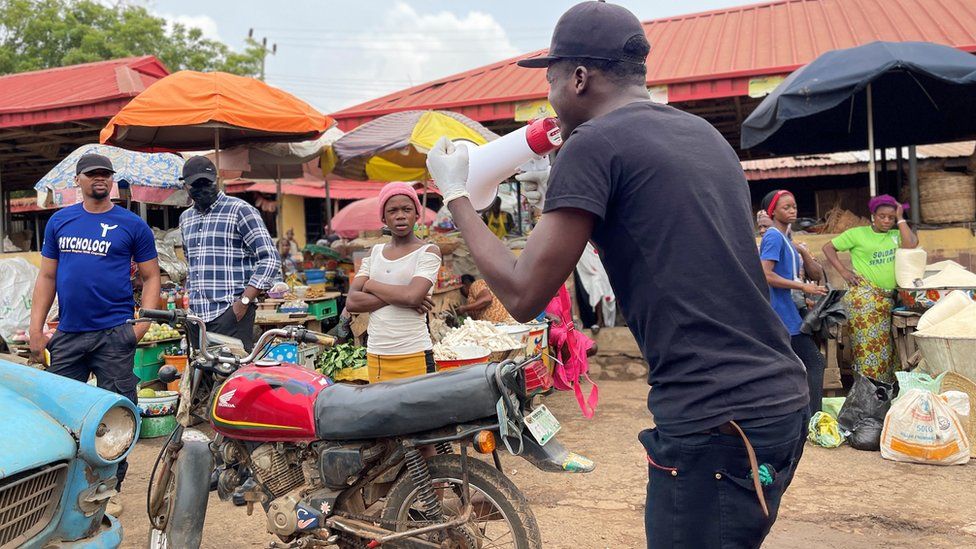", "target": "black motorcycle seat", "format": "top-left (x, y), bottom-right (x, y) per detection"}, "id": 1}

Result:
top-left (315, 363), bottom-right (501, 440)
